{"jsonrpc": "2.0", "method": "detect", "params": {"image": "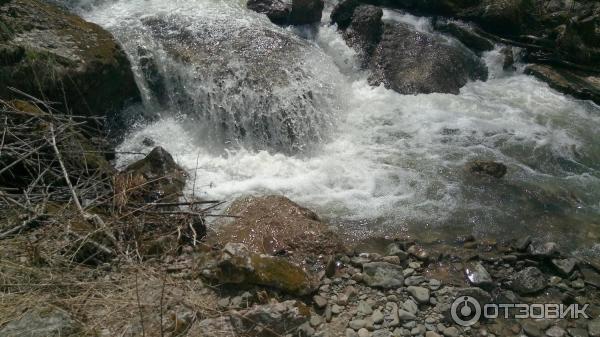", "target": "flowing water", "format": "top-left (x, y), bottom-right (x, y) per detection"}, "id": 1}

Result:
top-left (65, 0), bottom-right (600, 251)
